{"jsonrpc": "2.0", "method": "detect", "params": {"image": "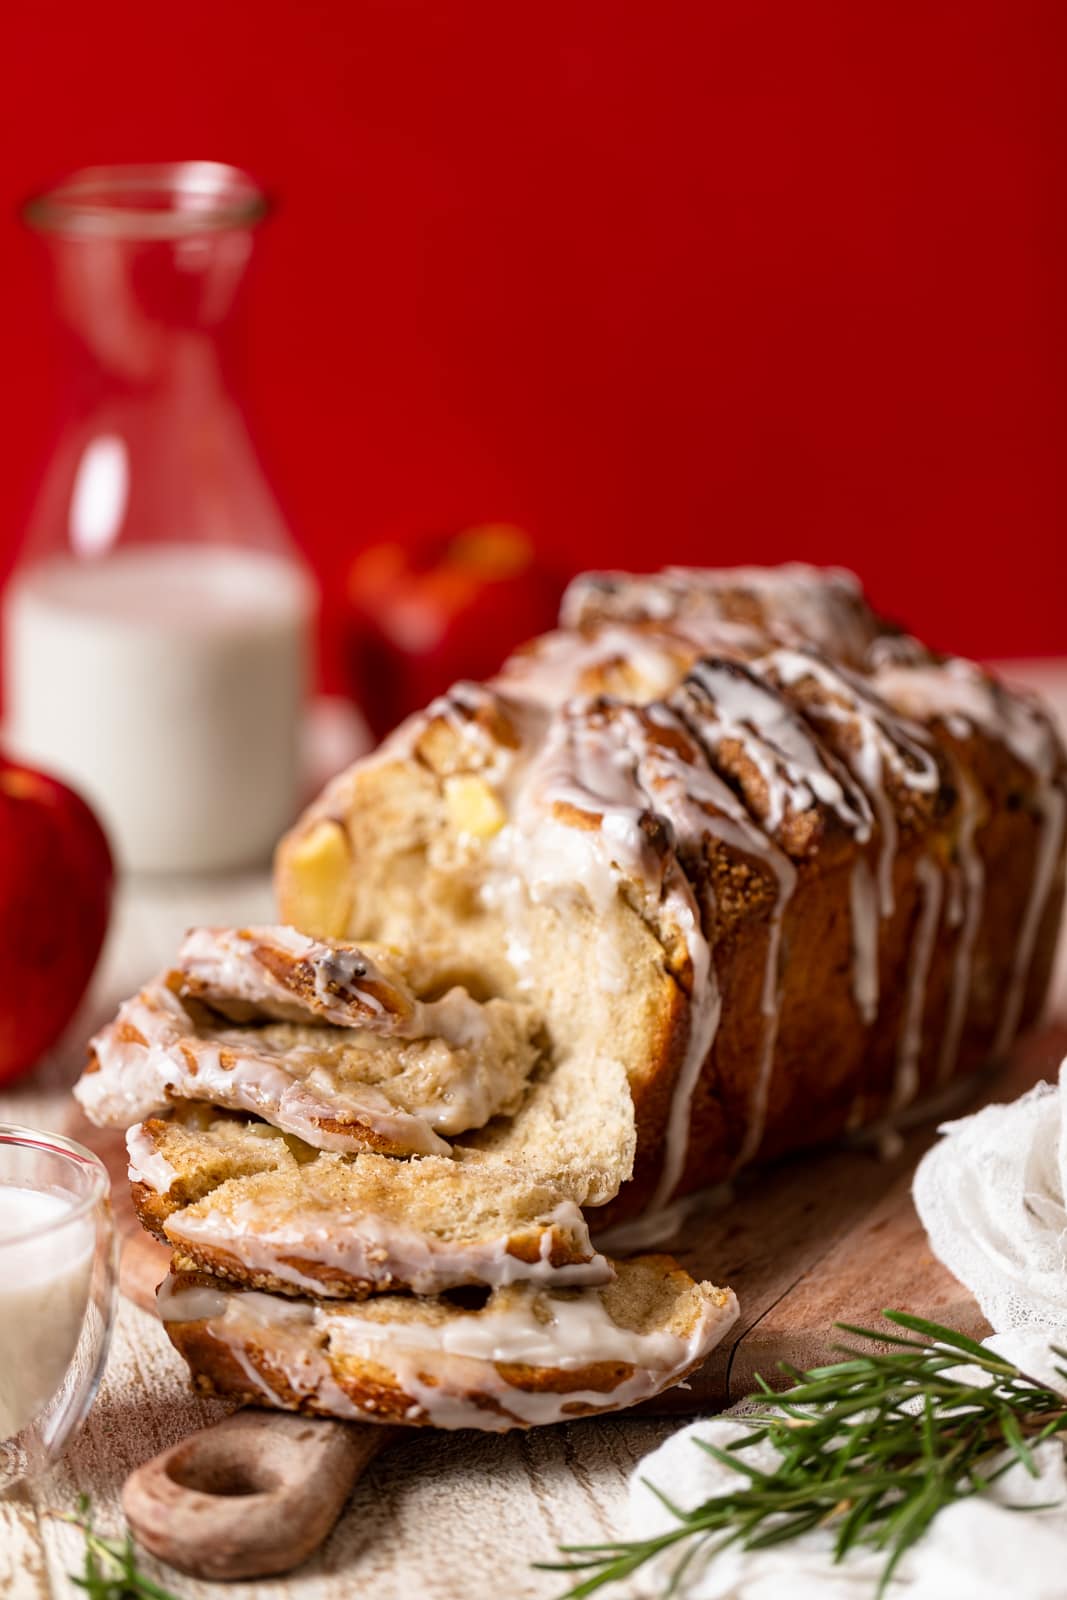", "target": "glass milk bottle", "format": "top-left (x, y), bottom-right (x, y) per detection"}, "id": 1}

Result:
top-left (4, 163), bottom-right (315, 873)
